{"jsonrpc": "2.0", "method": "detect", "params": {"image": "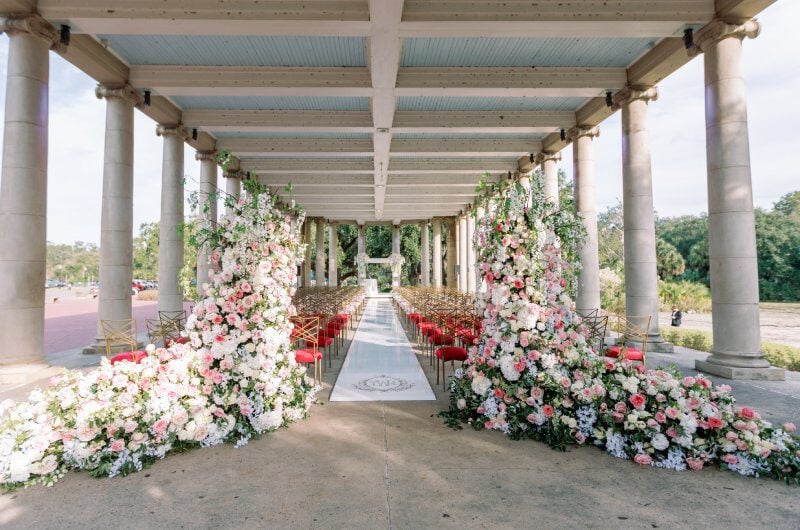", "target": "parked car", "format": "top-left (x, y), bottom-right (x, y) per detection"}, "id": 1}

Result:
top-left (132, 281), bottom-right (145, 294)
